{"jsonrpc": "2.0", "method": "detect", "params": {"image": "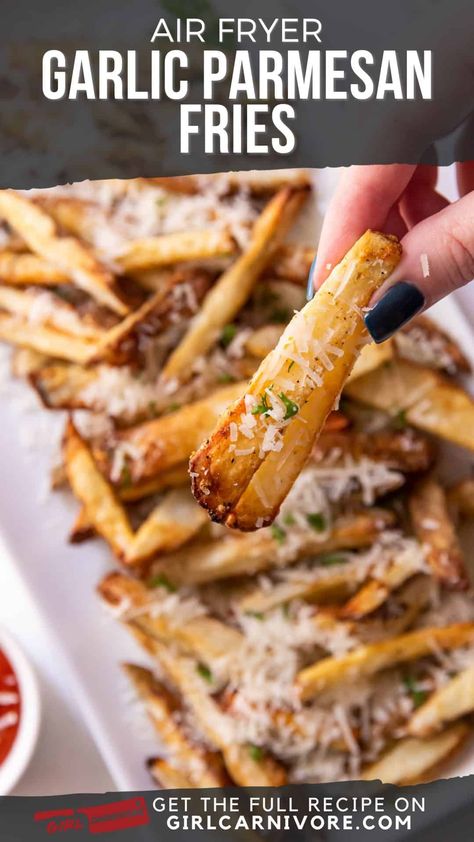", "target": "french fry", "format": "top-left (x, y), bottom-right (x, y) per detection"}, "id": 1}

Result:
top-left (123, 664), bottom-right (228, 787)
top-left (90, 269), bottom-right (212, 367)
top-left (345, 359), bottom-right (474, 452)
top-left (99, 572), bottom-right (243, 664)
top-left (0, 312), bottom-right (97, 364)
top-left (0, 190), bottom-right (128, 315)
top-left (408, 662), bottom-right (474, 737)
top-left (150, 509), bottom-right (395, 587)
top-left (239, 567), bottom-right (363, 616)
top-left (448, 478), bottom-right (474, 519)
top-left (0, 250), bottom-right (69, 286)
top-left (394, 314), bottom-right (471, 375)
top-left (264, 243), bottom-right (316, 285)
top-left (0, 286), bottom-right (105, 341)
top-left (245, 325), bottom-right (394, 381)
top-left (100, 382), bottom-right (246, 487)
top-left (162, 187), bottom-right (308, 382)
top-left (69, 505), bottom-right (95, 543)
top-left (125, 625), bottom-right (287, 787)
top-left (313, 427), bottom-right (434, 476)
top-left (125, 488), bottom-right (209, 565)
top-left (63, 420), bottom-right (134, 556)
top-left (149, 168), bottom-right (311, 196)
top-left (118, 229), bottom-right (235, 274)
top-left (36, 197), bottom-right (100, 245)
top-left (296, 623), bottom-right (474, 700)
top-left (10, 348), bottom-right (48, 377)
top-left (409, 476), bottom-right (468, 589)
top-left (339, 549), bottom-right (426, 620)
top-left (190, 230), bottom-right (401, 531)
top-left (119, 466), bottom-right (190, 501)
top-left (361, 723), bottom-right (470, 784)
top-left (148, 759), bottom-right (198, 789)
top-left (31, 362), bottom-right (97, 411)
